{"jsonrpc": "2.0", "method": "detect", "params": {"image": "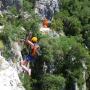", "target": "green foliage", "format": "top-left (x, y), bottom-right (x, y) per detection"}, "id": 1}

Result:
top-left (40, 38), bottom-right (53, 62)
top-left (8, 6), bottom-right (18, 15)
top-left (51, 18), bottom-right (63, 32)
top-left (22, 14), bottom-right (40, 33)
top-left (41, 74), bottom-right (65, 90)
top-left (0, 40), bottom-right (4, 49)
top-left (23, 0), bottom-right (33, 12)
top-left (82, 24), bottom-right (90, 50)
top-left (4, 23), bottom-right (26, 41)
top-left (20, 73), bottom-right (32, 90)
top-left (38, 37), bottom-right (90, 88)
top-left (79, 6), bottom-right (90, 25)
top-left (1, 0), bottom-right (90, 90)
top-left (58, 0), bottom-right (90, 37)
top-left (0, 15), bottom-right (7, 24)
top-left (63, 16), bottom-right (82, 35)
